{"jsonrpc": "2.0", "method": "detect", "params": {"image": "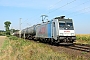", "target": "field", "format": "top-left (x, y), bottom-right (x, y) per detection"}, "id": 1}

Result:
top-left (0, 36), bottom-right (70, 60)
top-left (0, 36), bottom-right (6, 47)
top-left (0, 35), bottom-right (90, 60)
top-left (76, 34), bottom-right (90, 44)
